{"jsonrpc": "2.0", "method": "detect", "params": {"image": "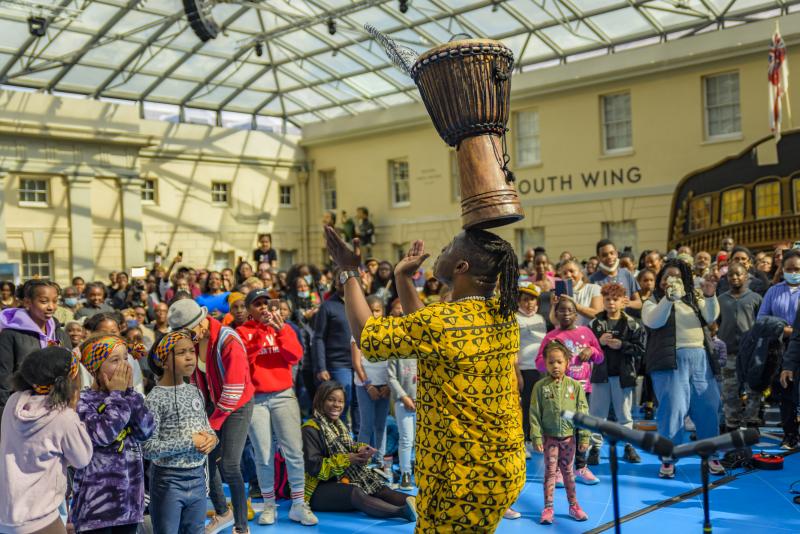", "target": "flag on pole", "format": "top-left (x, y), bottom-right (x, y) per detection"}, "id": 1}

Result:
top-left (768, 24), bottom-right (790, 141)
